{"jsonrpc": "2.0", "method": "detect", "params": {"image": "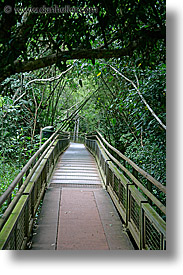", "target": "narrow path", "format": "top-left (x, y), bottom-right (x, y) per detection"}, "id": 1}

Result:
top-left (31, 143), bottom-right (134, 250)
